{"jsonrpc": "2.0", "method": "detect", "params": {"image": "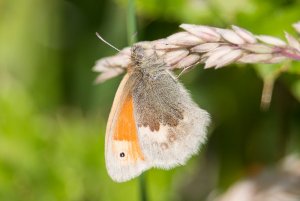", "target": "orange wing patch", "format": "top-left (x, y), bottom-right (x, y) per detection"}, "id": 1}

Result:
top-left (112, 96), bottom-right (144, 161)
